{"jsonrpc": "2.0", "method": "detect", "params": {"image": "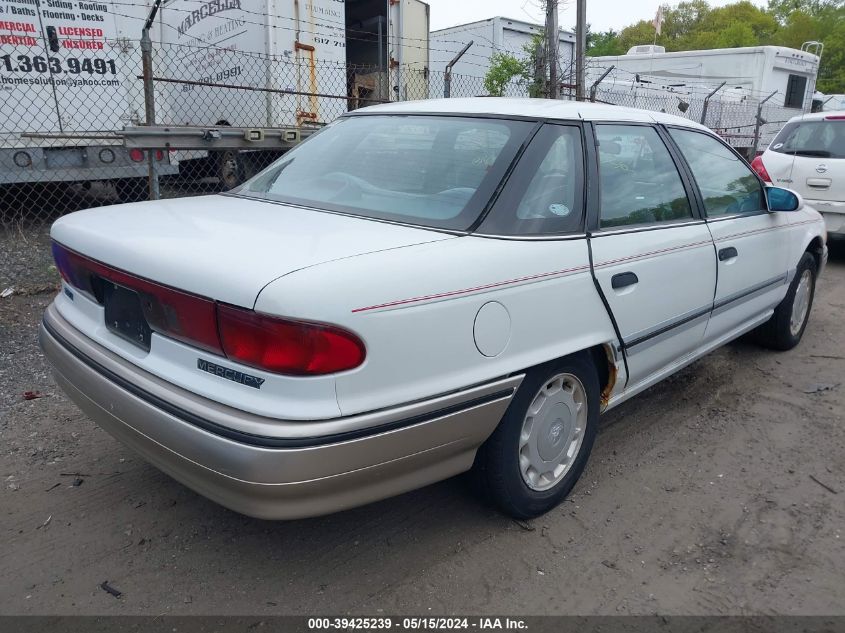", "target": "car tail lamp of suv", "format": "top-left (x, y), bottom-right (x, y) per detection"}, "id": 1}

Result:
top-left (52, 241), bottom-right (365, 376)
top-left (751, 155), bottom-right (772, 183)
